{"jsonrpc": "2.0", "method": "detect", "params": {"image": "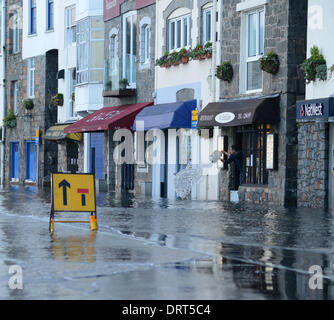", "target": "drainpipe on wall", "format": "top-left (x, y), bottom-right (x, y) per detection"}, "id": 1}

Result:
top-left (210, 0), bottom-right (218, 103)
top-left (1, 0), bottom-right (7, 187)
